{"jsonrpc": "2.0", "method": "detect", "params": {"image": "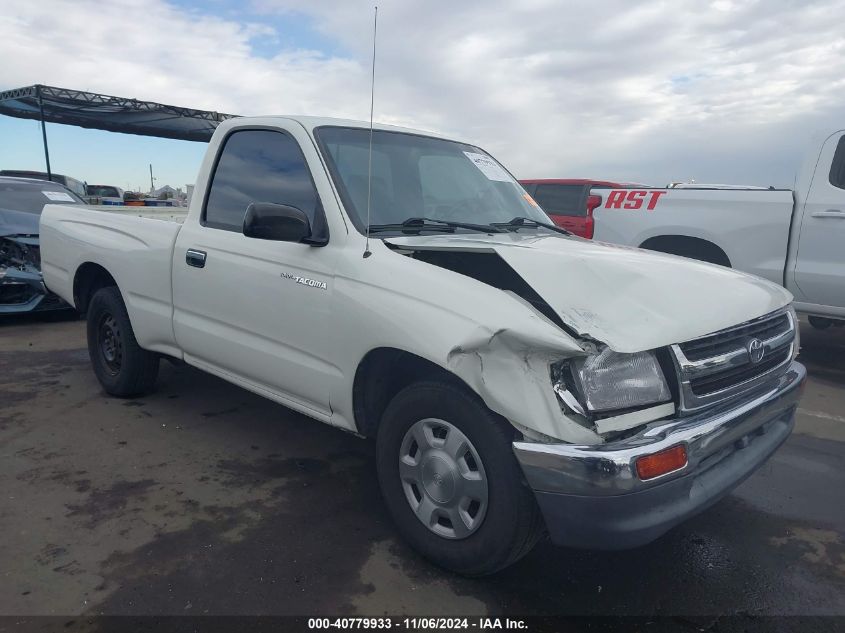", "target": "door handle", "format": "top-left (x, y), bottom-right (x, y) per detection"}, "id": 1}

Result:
top-left (186, 248), bottom-right (207, 268)
top-left (810, 209), bottom-right (845, 218)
